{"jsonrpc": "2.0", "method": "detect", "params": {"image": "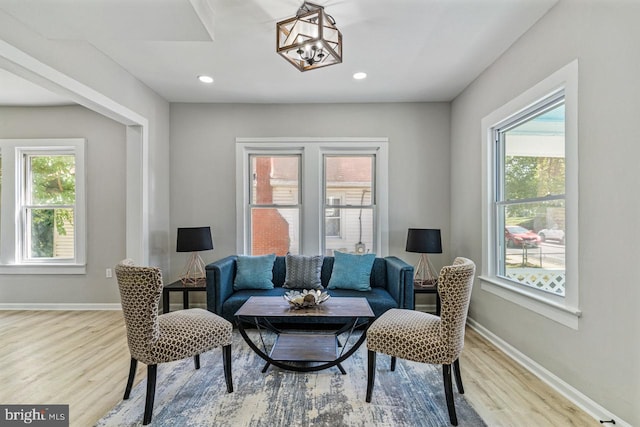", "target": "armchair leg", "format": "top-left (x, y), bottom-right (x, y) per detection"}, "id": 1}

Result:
top-left (124, 358), bottom-right (137, 400)
top-left (442, 364), bottom-right (458, 426)
top-left (194, 354), bottom-right (201, 370)
top-left (223, 344), bottom-right (233, 393)
top-left (391, 356), bottom-right (397, 372)
top-left (365, 350), bottom-right (376, 402)
top-left (143, 364), bottom-right (157, 425)
top-left (453, 359), bottom-right (464, 394)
